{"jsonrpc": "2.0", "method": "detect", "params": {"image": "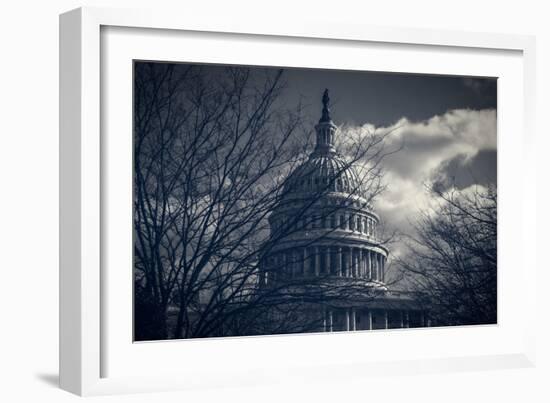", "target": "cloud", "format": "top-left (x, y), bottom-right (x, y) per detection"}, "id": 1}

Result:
top-left (431, 149), bottom-right (496, 192)
top-left (342, 108), bottom-right (497, 261)
top-left (380, 109), bottom-right (496, 179)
